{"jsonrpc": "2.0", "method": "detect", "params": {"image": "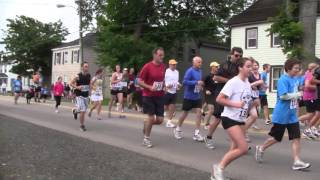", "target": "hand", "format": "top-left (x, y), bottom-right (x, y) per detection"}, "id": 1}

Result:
top-left (77, 86), bottom-right (82, 90)
top-left (233, 101), bottom-right (245, 108)
top-left (149, 85), bottom-right (157, 92)
top-left (205, 90), bottom-right (211, 95)
top-left (197, 81), bottom-right (204, 86)
top-left (167, 84), bottom-right (173, 88)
